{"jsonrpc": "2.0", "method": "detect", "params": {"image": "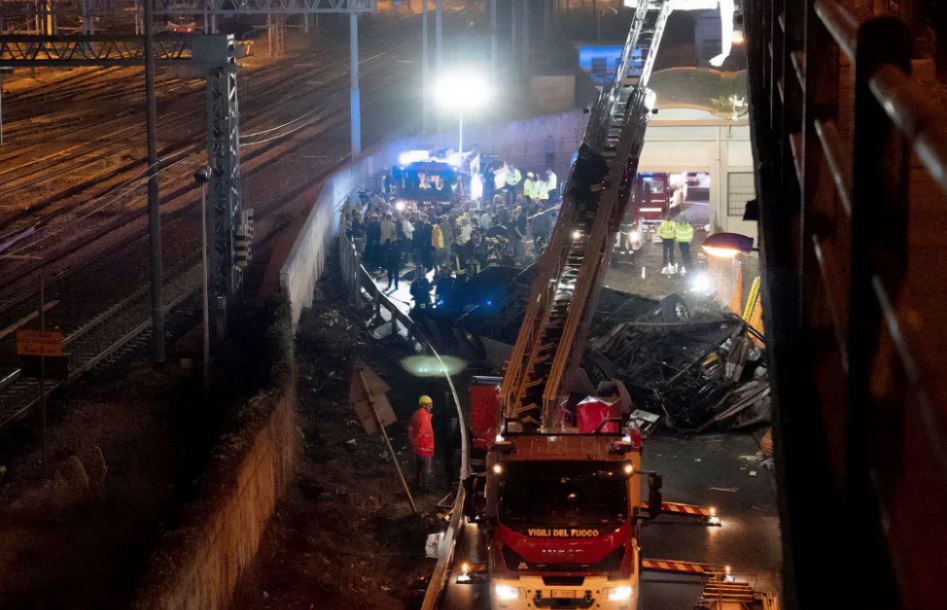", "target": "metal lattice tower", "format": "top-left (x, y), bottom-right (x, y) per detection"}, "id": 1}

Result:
top-left (1, 34), bottom-right (242, 337)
